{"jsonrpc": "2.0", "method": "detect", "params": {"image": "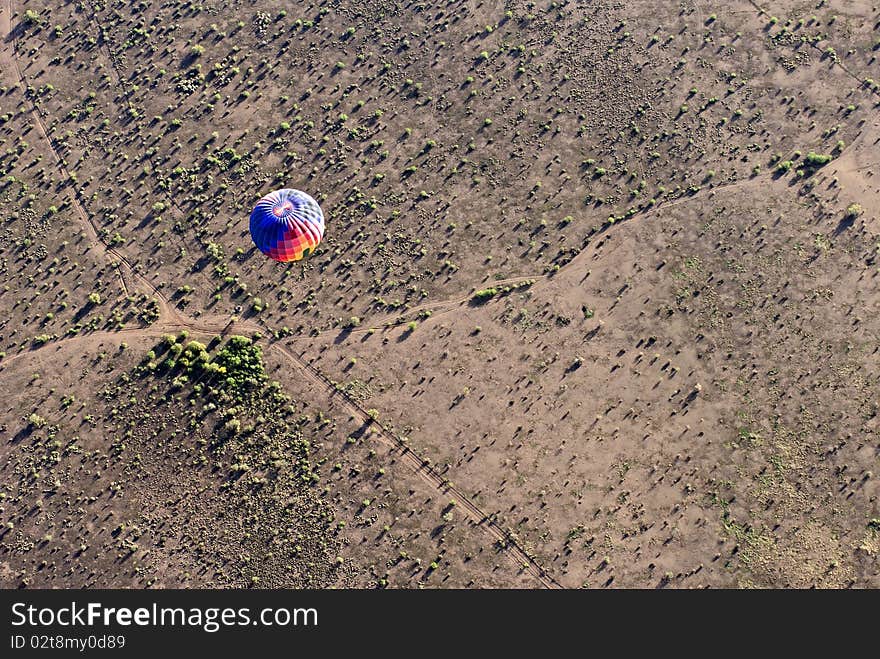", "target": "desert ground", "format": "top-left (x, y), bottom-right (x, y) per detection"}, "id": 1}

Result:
top-left (1, 0), bottom-right (878, 588)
